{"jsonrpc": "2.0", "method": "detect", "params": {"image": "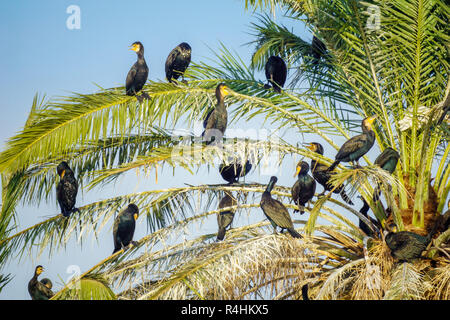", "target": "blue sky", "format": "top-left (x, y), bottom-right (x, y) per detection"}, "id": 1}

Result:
top-left (0, 0), bottom-right (348, 300)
